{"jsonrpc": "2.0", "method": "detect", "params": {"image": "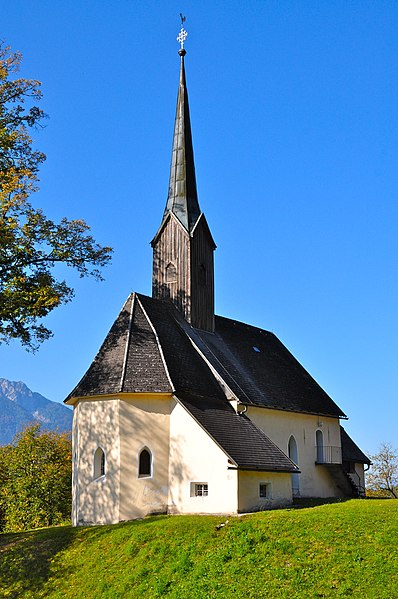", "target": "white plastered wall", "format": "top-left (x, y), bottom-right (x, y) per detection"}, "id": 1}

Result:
top-left (119, 396), bottom-right (171, 520)
top-left (72, 399), bottom-right (120, 525)
top-left (238, 471), bottom-right (292, 513)
top-left (168, 400), bottom-right (238, 514)
top-left (247, 407), bottom-right (343, 498)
